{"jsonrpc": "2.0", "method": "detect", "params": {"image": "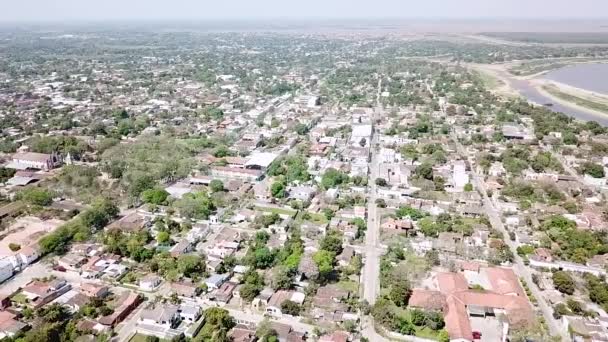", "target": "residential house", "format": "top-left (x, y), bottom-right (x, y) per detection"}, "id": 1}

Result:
top-left (139, 304), bottom-right (180, 330)
top-left (98, 292), bottom-right (143, 327)
top-left (139, 274), bottom-right (162, 291)
top-left (266, 290), bottom-right (305, 317)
